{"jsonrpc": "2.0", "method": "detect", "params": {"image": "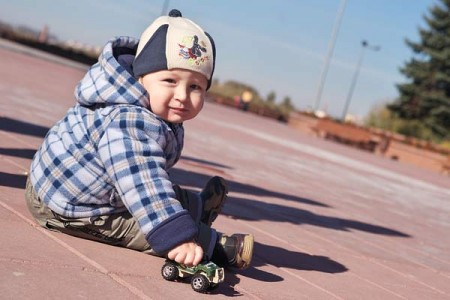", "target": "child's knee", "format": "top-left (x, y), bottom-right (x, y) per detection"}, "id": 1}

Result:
top-left (24, 177), bottom-right (54, 228)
